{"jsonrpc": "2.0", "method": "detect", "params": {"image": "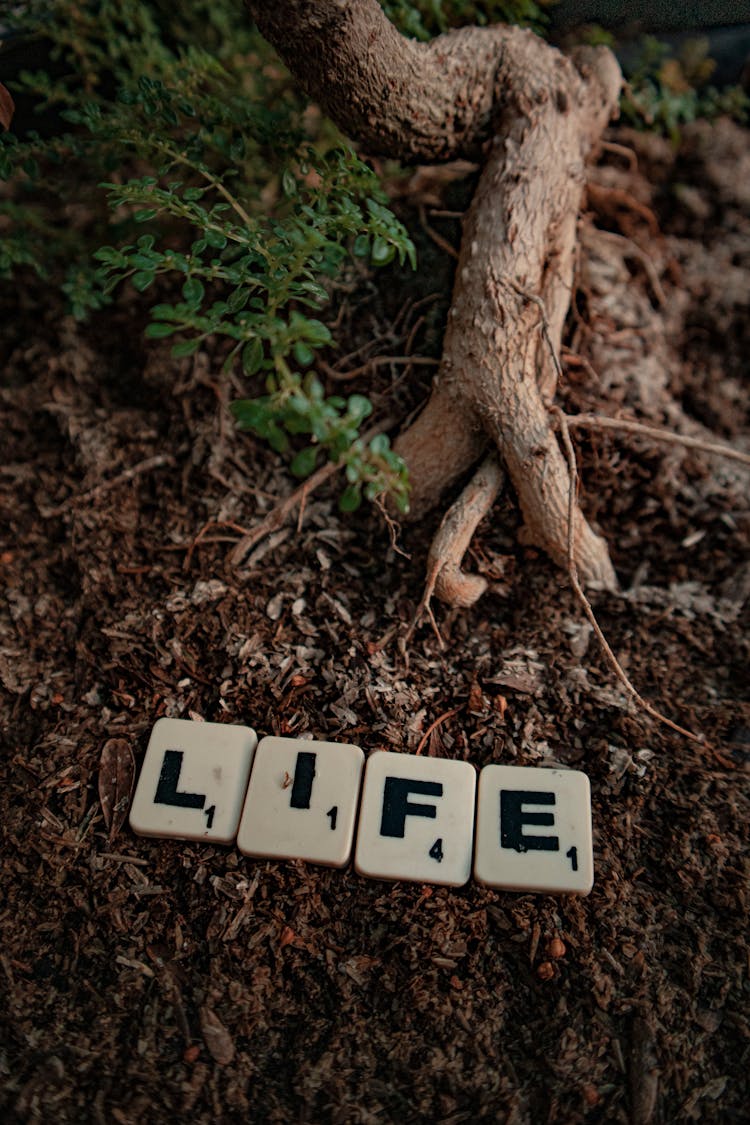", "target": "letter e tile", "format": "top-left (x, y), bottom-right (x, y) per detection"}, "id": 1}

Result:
top-left (236, 737), bottom-right (364, 867)
top-left (354, 751), bottom-right (476, 887)
top-left (129, 718), bottom-right (257, 844)
top-left (473, 765), bottom-right (593, 894)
